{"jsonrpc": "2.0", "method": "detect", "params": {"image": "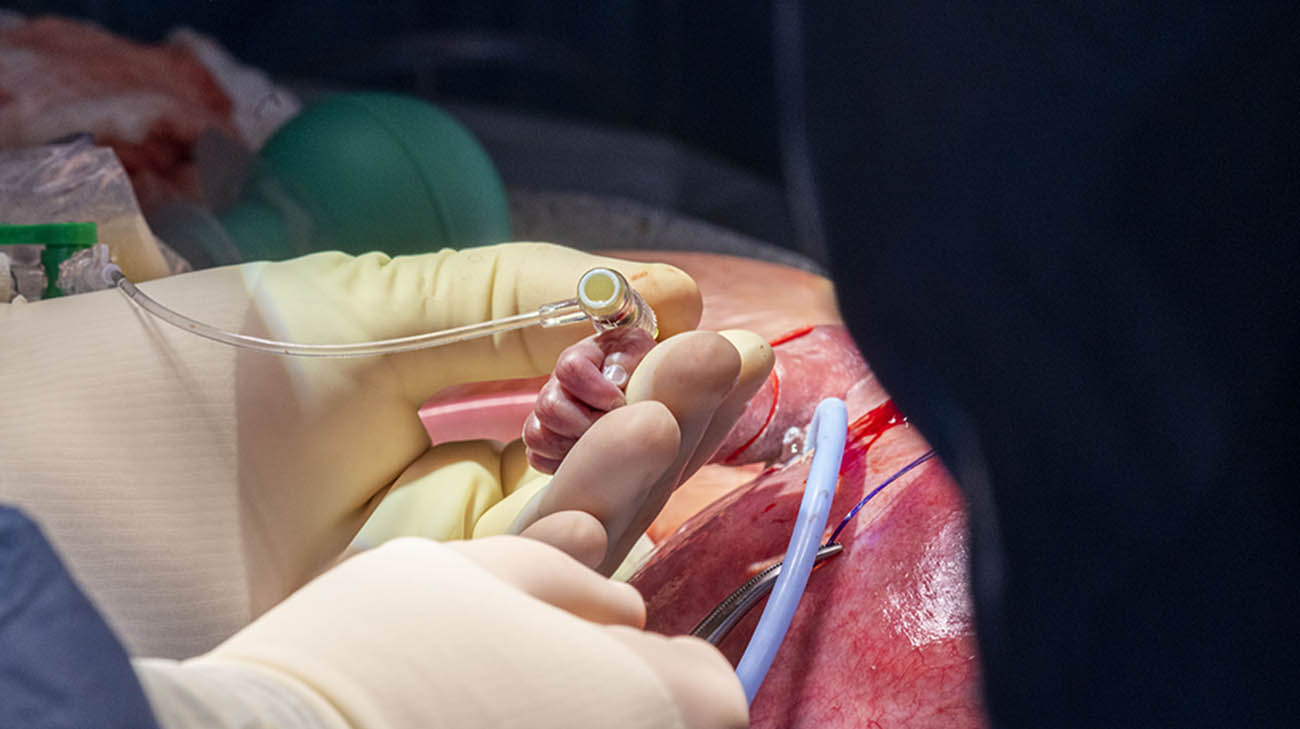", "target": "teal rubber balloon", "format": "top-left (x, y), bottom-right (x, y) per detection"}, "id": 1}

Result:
top-left (222, 92), bottom-right (511, 261)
